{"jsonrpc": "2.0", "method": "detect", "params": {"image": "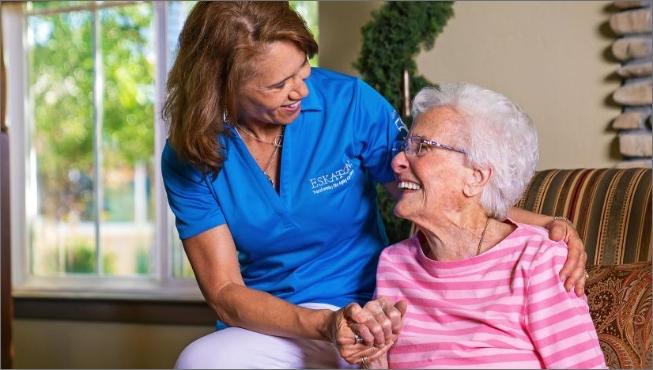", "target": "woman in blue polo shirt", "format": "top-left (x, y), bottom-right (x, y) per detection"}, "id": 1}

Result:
top-left (162, 2), bottom-right (588, 368)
